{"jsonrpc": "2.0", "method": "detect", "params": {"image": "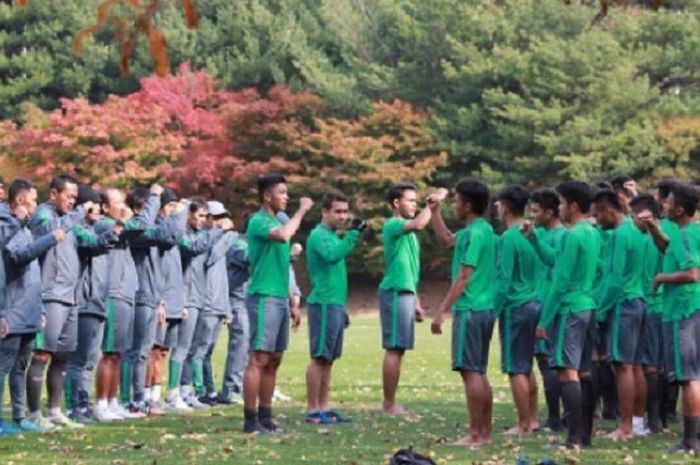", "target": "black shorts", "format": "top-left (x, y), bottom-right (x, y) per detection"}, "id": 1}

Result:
top-left (666, 311), bottom-right (700, 383)
top-left (452, 310), bottom-right (495, 374)
top-left (550, 310), bottom-right (593, 371)
top-left (641, 312), bottom-right (664, 368)
top-left (499, 301), bottom-right (539, 375)
top-left (607, 298), bottom-right (645, 365)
